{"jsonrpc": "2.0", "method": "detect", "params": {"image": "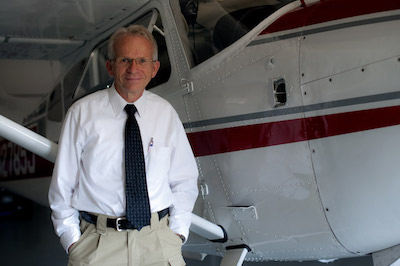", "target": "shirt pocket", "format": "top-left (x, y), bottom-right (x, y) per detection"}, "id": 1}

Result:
top-left (147, 146), bottom-right (172, 181)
